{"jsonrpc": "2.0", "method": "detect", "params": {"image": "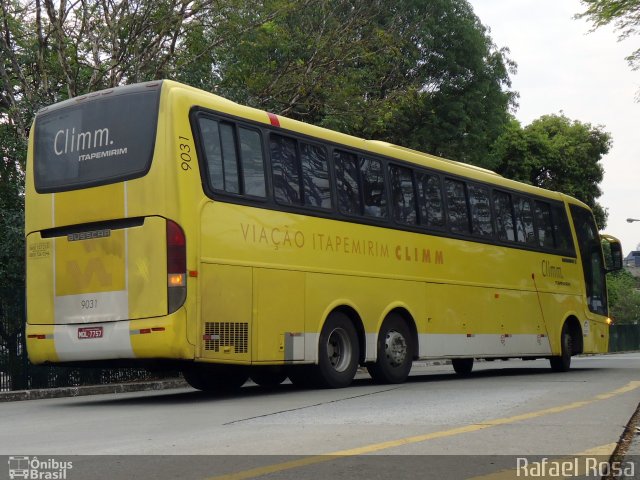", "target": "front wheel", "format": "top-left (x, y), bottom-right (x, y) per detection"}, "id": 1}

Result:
top-left (452, 358), bottom-right (474, 376)
top-left (550, 324), bottom-right (572, 372)
top-left (367, 314), bottom-right (414, 384)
